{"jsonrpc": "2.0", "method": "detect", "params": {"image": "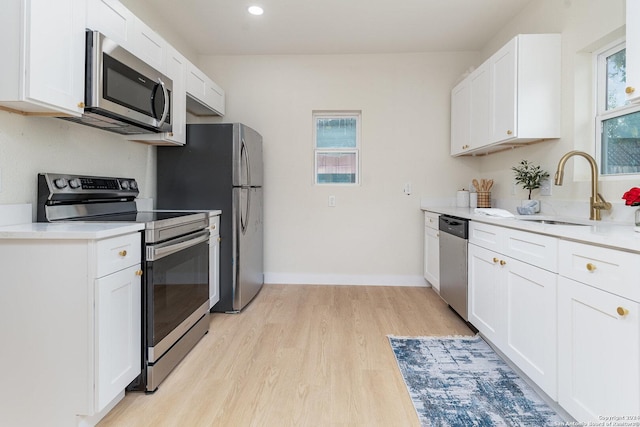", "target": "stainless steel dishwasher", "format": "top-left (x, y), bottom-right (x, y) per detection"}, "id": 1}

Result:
top-left (438, 215), bottom-right (469, 321)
